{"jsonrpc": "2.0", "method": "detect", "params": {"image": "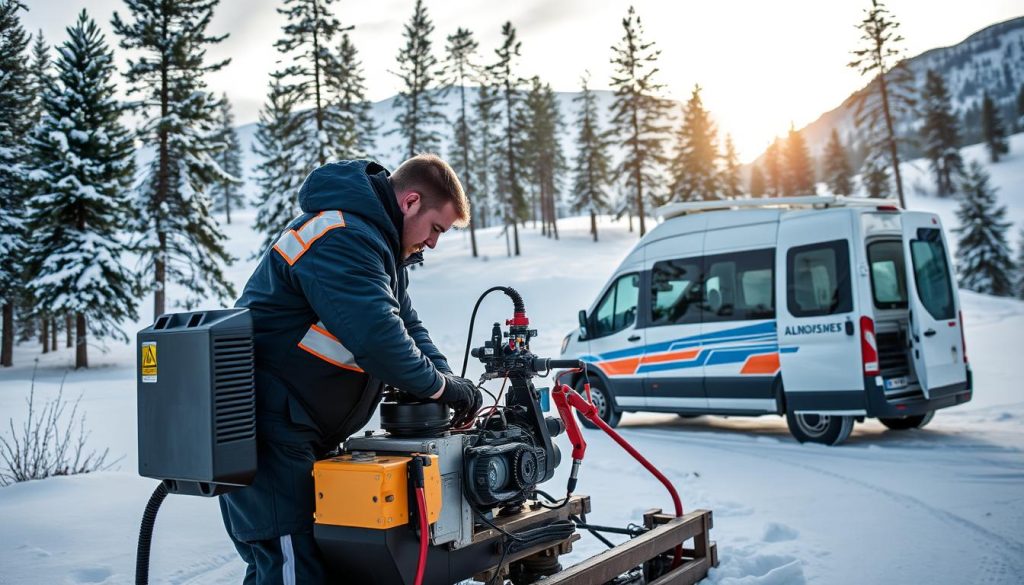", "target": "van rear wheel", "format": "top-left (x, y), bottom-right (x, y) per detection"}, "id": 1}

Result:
top-left (576, 378), bottom-right (620, 429)
top-left (879, 411), bottom-right (934, 430)
top-left (785, 411), bottom-right (854, 445)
